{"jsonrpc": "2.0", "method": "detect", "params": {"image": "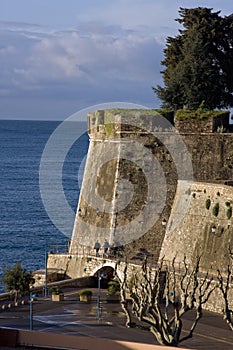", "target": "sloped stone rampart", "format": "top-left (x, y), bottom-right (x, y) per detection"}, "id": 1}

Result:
top-left (160, 181), bottom-right (233, 271)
